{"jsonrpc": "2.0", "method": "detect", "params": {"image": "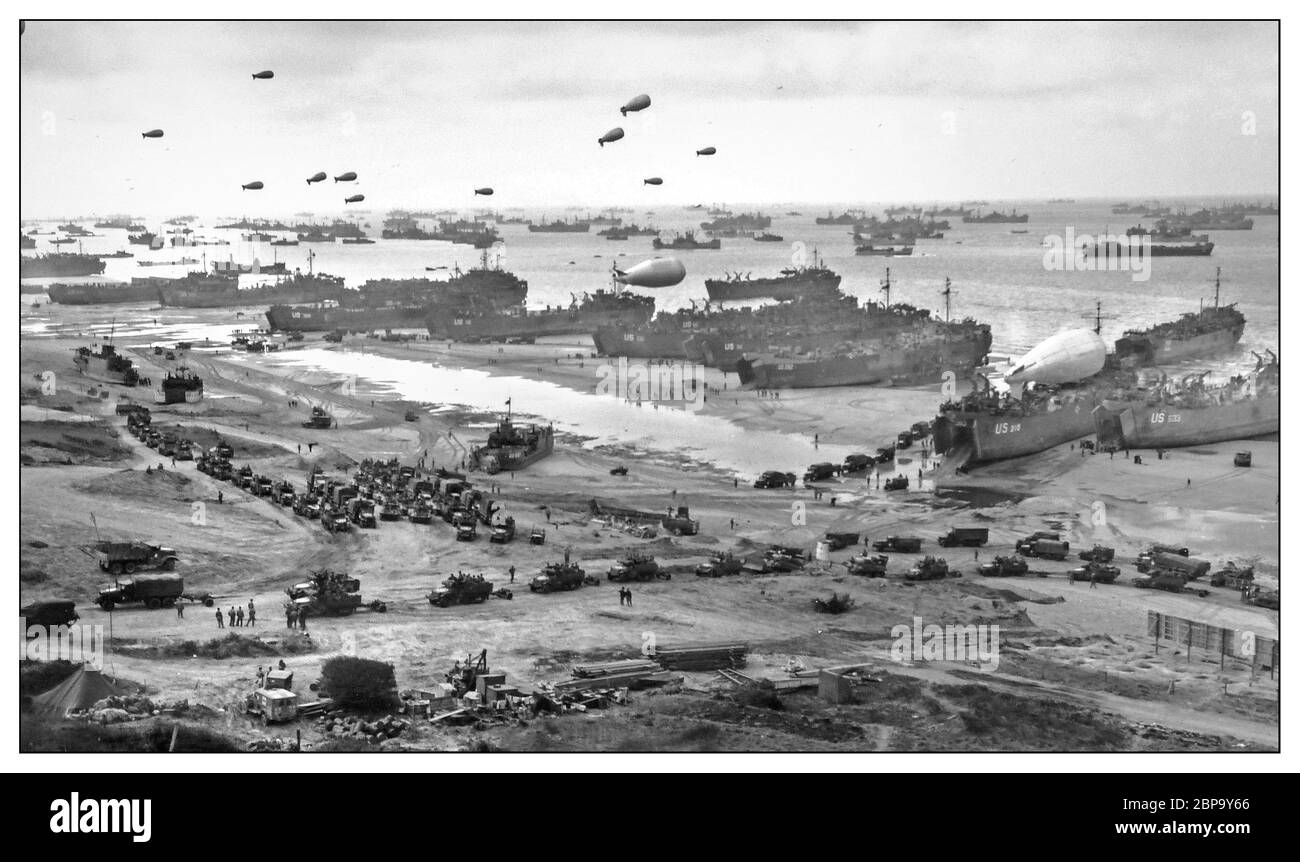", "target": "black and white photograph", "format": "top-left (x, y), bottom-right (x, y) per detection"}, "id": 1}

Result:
top-left (14, 15), bottom-right (1283, 771)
